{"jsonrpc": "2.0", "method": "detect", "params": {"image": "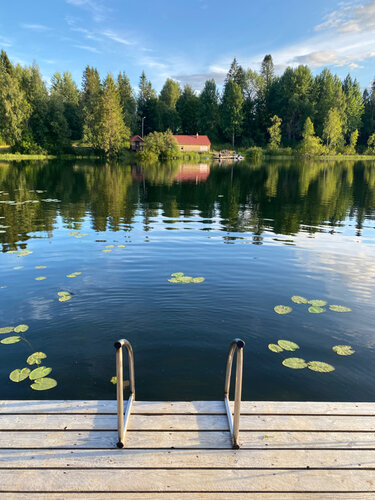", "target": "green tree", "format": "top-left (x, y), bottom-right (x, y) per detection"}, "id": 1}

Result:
top-left (96, 74), bottom-right (130, 155)
top-left (260, 54), bottom-right (275, 92)
top-left (221, 79), bottom-right (244, 147)
top-left (137, 71), bottom-right (157, 133)
top-left (51, 71), bottom-right (81, 139)
top-left (267, 115), bottom-right (282, 150)
top-left (367, 132), bottom-right (375, 153)
top-left (140, 130), bottom-right (179, 161)
top-left (198, 79), bottom-right (219, 139)
top-left (81, 66), bottom-right (102, 147)
top-left (299, 117), bottom-right (323, 156)
top-left (362, 81), bottom-right (375, 145)
top-left (342, 74), bottom-right (364, 138)
top-left (226, 58), bottom-right (247, 93)
top-left (0, 50), bottom-right (31, 147)
top-left (323, 108), bottom-right (344, 150)
top-left (159, 78), bottom-right (180, 109)
top-left (176, 84), bottom-right (199, 134)
top-left (44, 94), bottom-right (71, 152)
top-left (117, 72), bottom-right (137, 133)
